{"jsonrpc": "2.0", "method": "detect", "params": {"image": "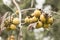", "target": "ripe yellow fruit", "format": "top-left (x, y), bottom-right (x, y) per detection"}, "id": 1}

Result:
top-left (10, 39), bottom-right (15, 40)
top-left (10, 35), bottom-right (15, 39)
top-left (25, 17), bottom-right (30, 23)
top-left (48, 17), bottom-right (53, 24)
top-left (7, 35), bottom-right (15, 40)
top-left (10, 39), bottom-right (14, 40)
top-left (12, 18), bottom-right (20, 25)
top-left (10, 24), bottom-right (16, 30)
top-left (32, 16), bottom-right (38, 22)
top-left (31, 13), bottom-right (34, 16)
top-left (31, 10), bottom-right (41, 17)
top-left (36, 21), bottom-right (43, 29)
top-left (29, 18), bottom-right (33, 23)
top-left (44, 24), bottom-right (50, 28)
top-left (10, 35), bottom-right (15, 40)
top-left (40, 14), bottom-right (46, 22)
